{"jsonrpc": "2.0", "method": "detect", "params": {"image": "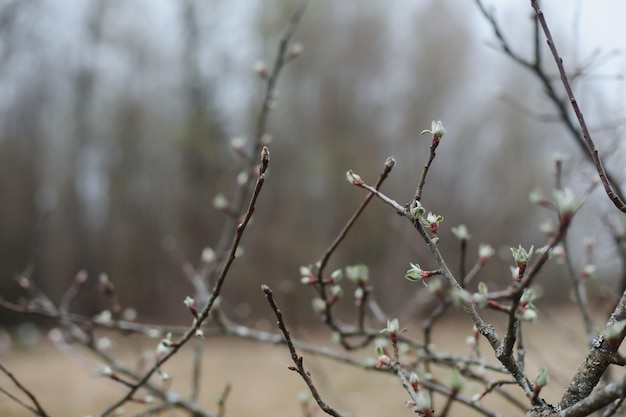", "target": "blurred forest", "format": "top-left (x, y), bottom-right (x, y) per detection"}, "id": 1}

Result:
top-left (1, 0), bottom-right (625, 325)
